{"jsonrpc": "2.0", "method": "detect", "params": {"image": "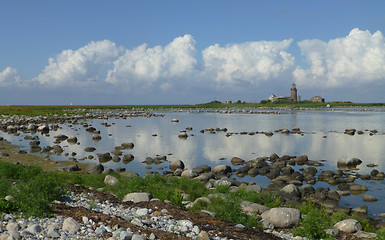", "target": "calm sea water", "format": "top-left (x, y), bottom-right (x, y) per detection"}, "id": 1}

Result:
top-left (3, 108), bottom-right (385, 216)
